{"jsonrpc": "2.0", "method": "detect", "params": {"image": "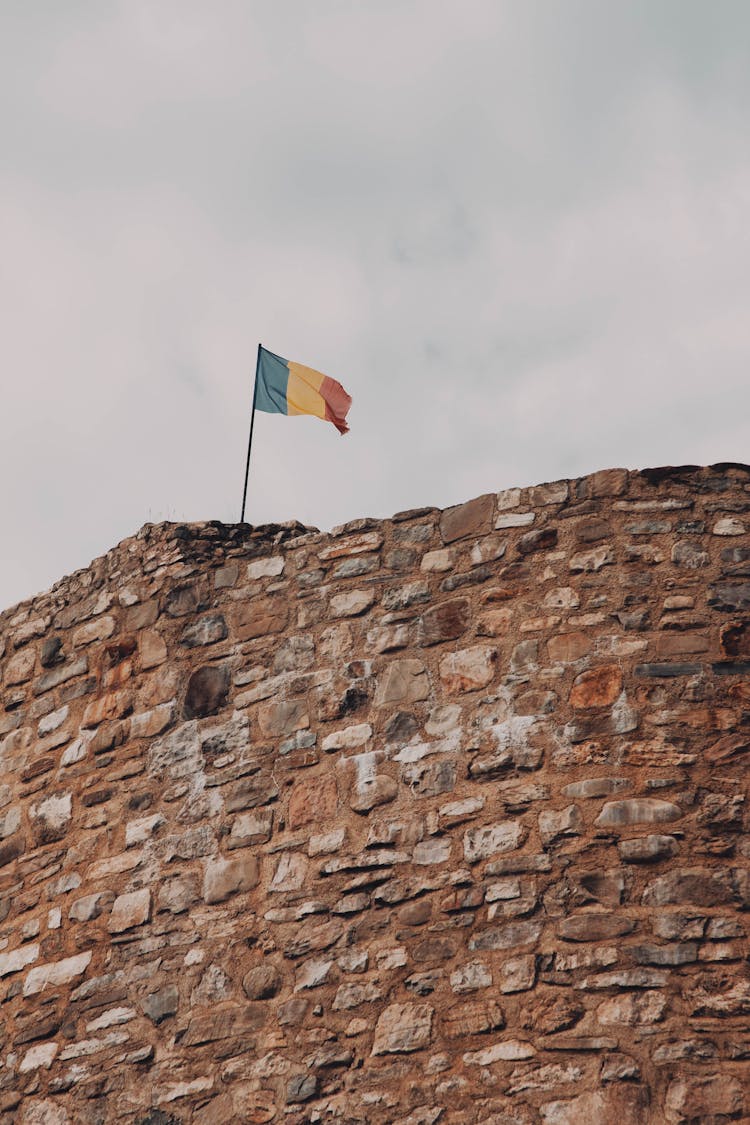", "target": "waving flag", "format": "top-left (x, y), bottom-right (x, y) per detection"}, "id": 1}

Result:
top-left (255, 346), bottom-right (352, 435)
